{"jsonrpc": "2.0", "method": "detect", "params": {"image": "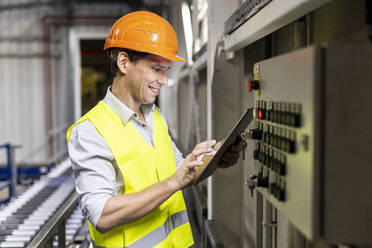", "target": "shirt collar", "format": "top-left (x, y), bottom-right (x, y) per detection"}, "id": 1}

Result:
top-left (102, 86), bottom-right (154, 125)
